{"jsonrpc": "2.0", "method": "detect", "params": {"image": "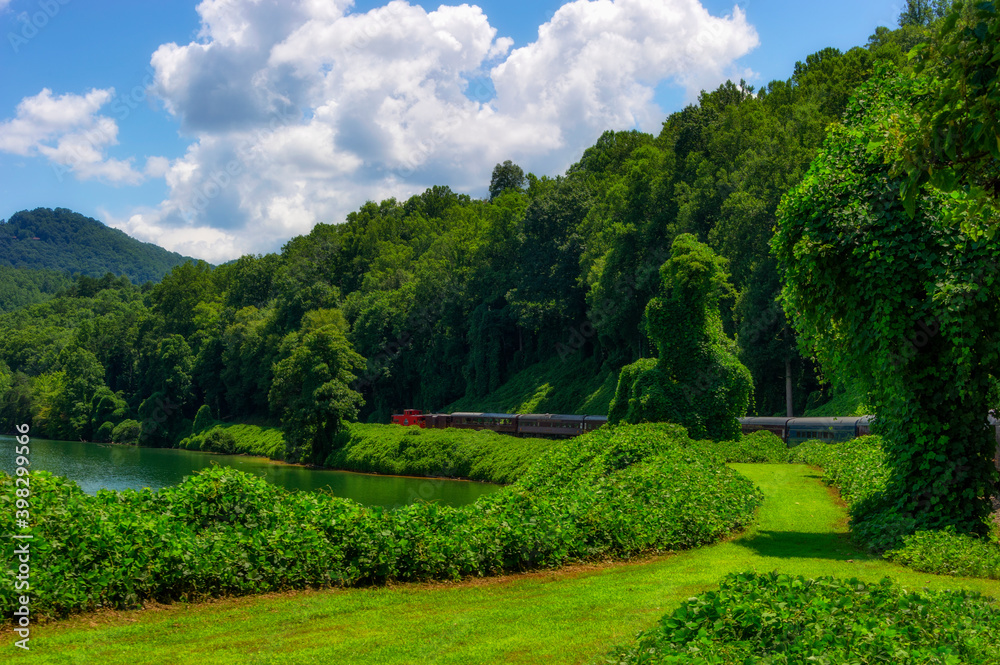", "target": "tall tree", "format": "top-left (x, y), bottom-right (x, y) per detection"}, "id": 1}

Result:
top-left (773, 69), bottom-right (1000, 547)
top-left (489, 160), bottom-right (526, 201)
top-left (609, 234), bottom-right (752, 439)
top-left (269, 323), bottom-right (365, 464)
